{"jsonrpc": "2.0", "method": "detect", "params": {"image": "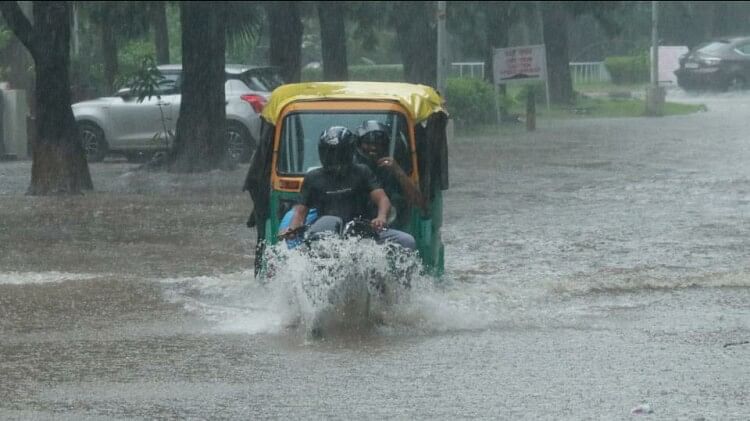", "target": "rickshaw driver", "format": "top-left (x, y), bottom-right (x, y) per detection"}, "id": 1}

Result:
top-left (281, 126), bottom-right (417, 250)
top-left (354, 120), bottom-right (427, 226)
